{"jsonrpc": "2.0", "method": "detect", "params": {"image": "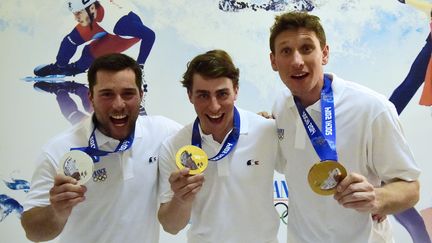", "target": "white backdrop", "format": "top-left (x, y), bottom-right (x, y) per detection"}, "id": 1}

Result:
top-left (0, 0), bottom-right (431, 242)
